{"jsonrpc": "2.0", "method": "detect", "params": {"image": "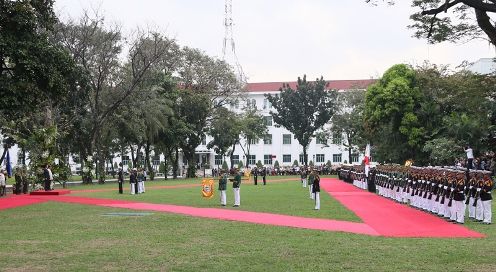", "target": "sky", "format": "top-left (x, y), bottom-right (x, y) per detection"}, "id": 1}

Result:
top-left (54, 0), bottom-right (495, 82)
